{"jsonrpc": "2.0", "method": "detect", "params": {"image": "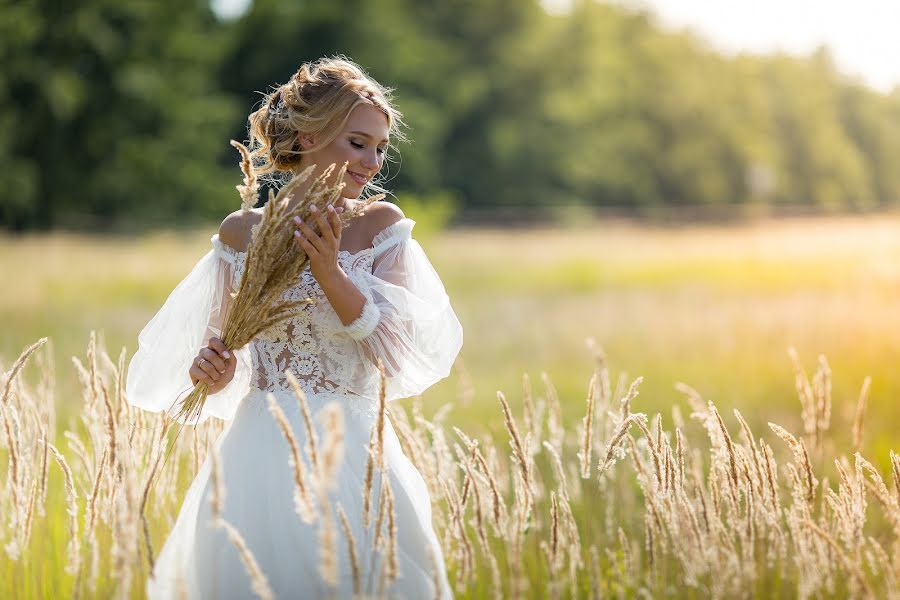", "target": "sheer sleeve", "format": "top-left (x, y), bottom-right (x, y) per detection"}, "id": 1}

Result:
top-left (125, 234), bottom-right (253, 424)
top-left (336, 218), bottom-right (464, 402)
